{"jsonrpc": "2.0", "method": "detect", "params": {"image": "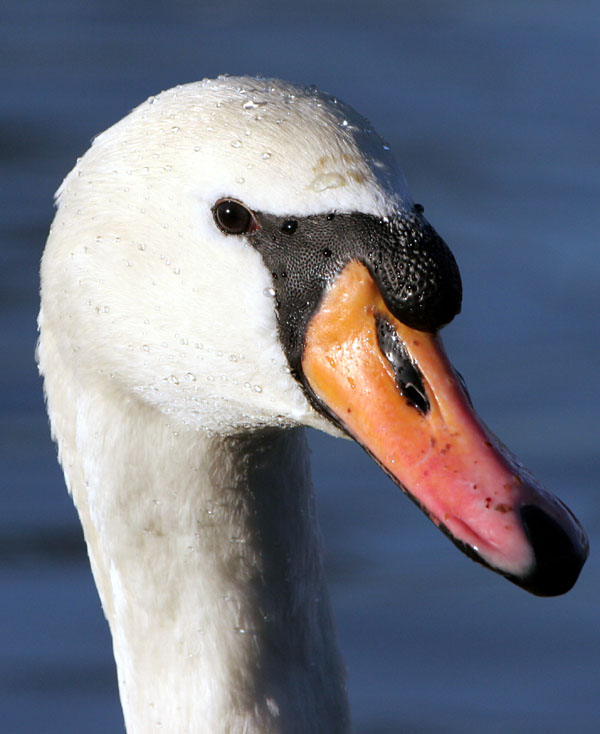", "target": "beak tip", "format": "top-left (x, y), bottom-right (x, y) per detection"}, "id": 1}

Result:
top-left (514, 504), bottom-right (589, 597)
